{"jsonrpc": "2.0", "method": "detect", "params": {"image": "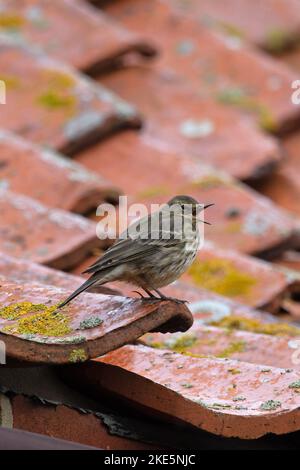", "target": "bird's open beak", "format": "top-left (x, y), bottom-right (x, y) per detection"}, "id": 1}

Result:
top-left (196, 203), bottom-right (214, 225)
